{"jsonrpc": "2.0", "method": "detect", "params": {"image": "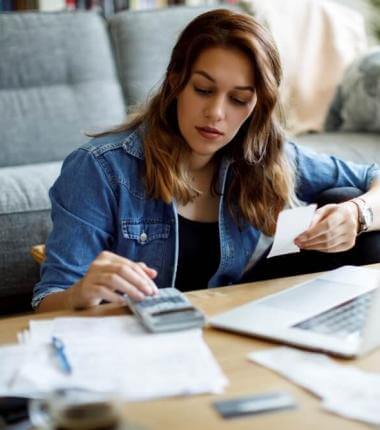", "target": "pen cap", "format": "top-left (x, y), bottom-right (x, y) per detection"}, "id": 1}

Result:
top-left (29, 388), bottom-right (125, 430)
